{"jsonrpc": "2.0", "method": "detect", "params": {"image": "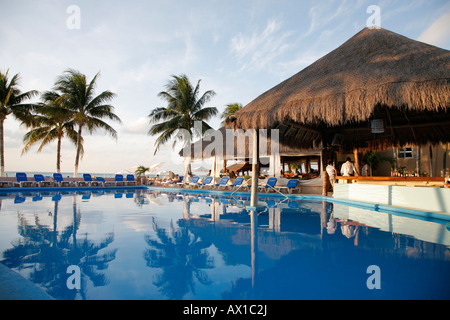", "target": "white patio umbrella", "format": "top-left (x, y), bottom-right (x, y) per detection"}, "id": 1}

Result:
top-left (192, 165), bottom-right (209, 172)
top-left (116, 169), bottom-right (133, 175)
top-left (147, 162), bottom-right (165, 174)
